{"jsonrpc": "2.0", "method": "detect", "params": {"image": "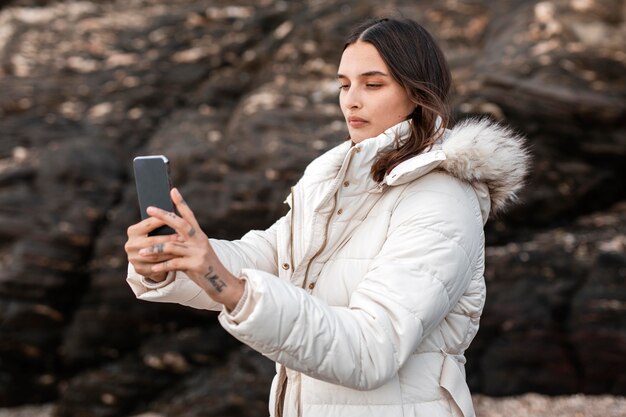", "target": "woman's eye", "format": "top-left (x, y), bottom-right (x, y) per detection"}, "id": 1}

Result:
top-left (338, 85), bottom-right (349, 91)
top-left (366, 83), bottom-right (382, 88)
